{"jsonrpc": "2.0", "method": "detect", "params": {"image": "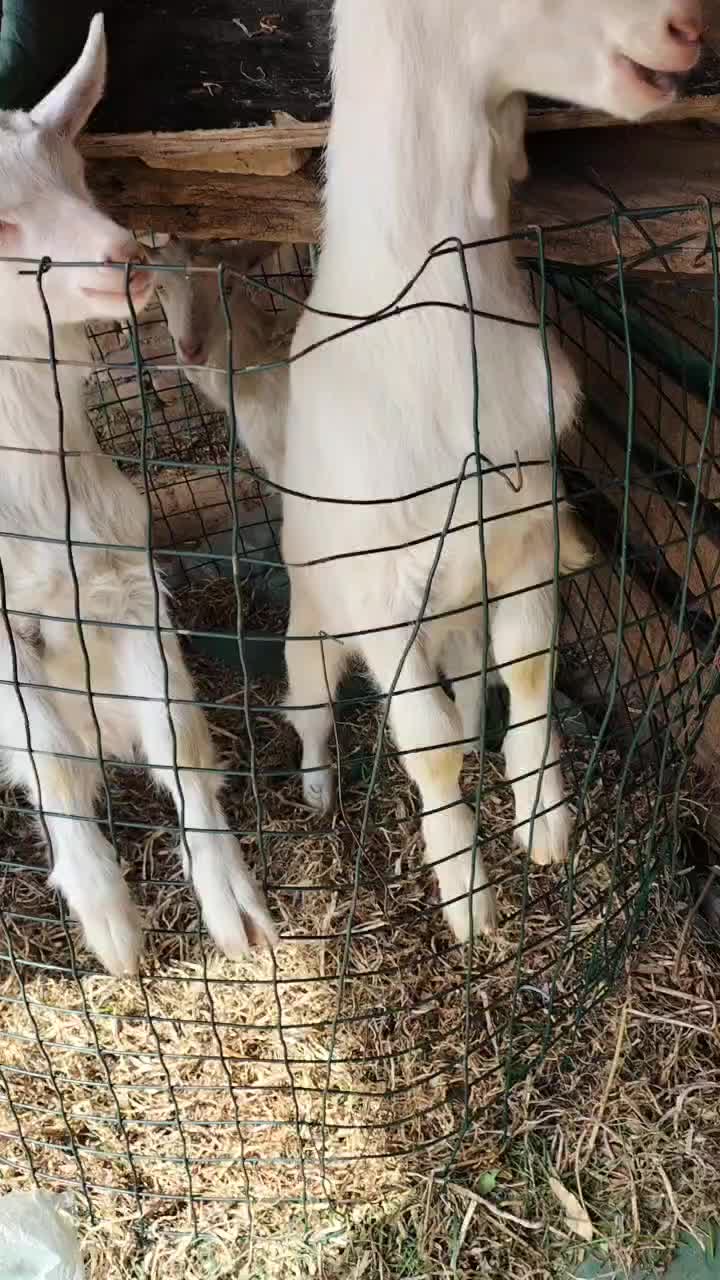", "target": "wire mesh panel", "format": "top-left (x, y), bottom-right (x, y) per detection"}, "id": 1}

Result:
top-left (0, 209), bottom-right (717, 1257)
